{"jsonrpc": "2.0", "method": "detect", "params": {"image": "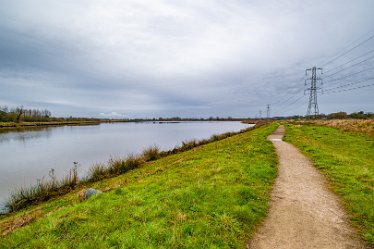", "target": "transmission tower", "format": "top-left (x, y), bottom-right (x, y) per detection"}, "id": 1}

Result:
top-left (305, 67), bottom-right (323, 118)
top-left (266, 104), bottom-right (271, 119)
